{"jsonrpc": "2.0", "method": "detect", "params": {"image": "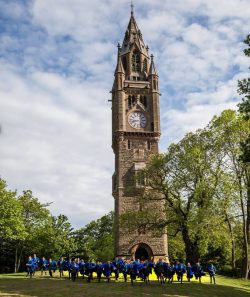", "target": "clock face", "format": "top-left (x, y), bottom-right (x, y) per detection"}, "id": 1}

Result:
top-left (128, 112), bottom-right (147, 129)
